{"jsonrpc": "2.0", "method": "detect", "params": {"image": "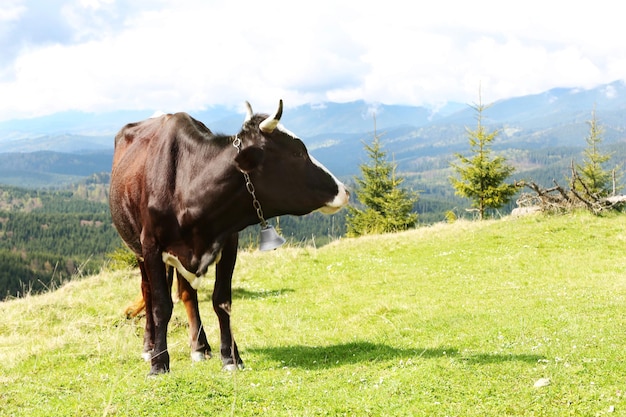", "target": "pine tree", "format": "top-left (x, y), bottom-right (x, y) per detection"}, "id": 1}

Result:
top-left (449, 96), bottom-right (518, 220)
top-left (574, 109), bottom-right (613, 198)
top-left (346, 120), bottom-right (418, 236)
